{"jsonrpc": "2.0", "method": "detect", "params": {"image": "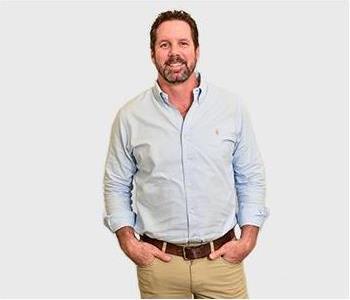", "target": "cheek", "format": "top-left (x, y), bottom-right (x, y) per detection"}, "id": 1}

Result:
top-left (155, 54), bottom-right (167, 65)
top-left (184, 51), bottom-right (196, 62)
